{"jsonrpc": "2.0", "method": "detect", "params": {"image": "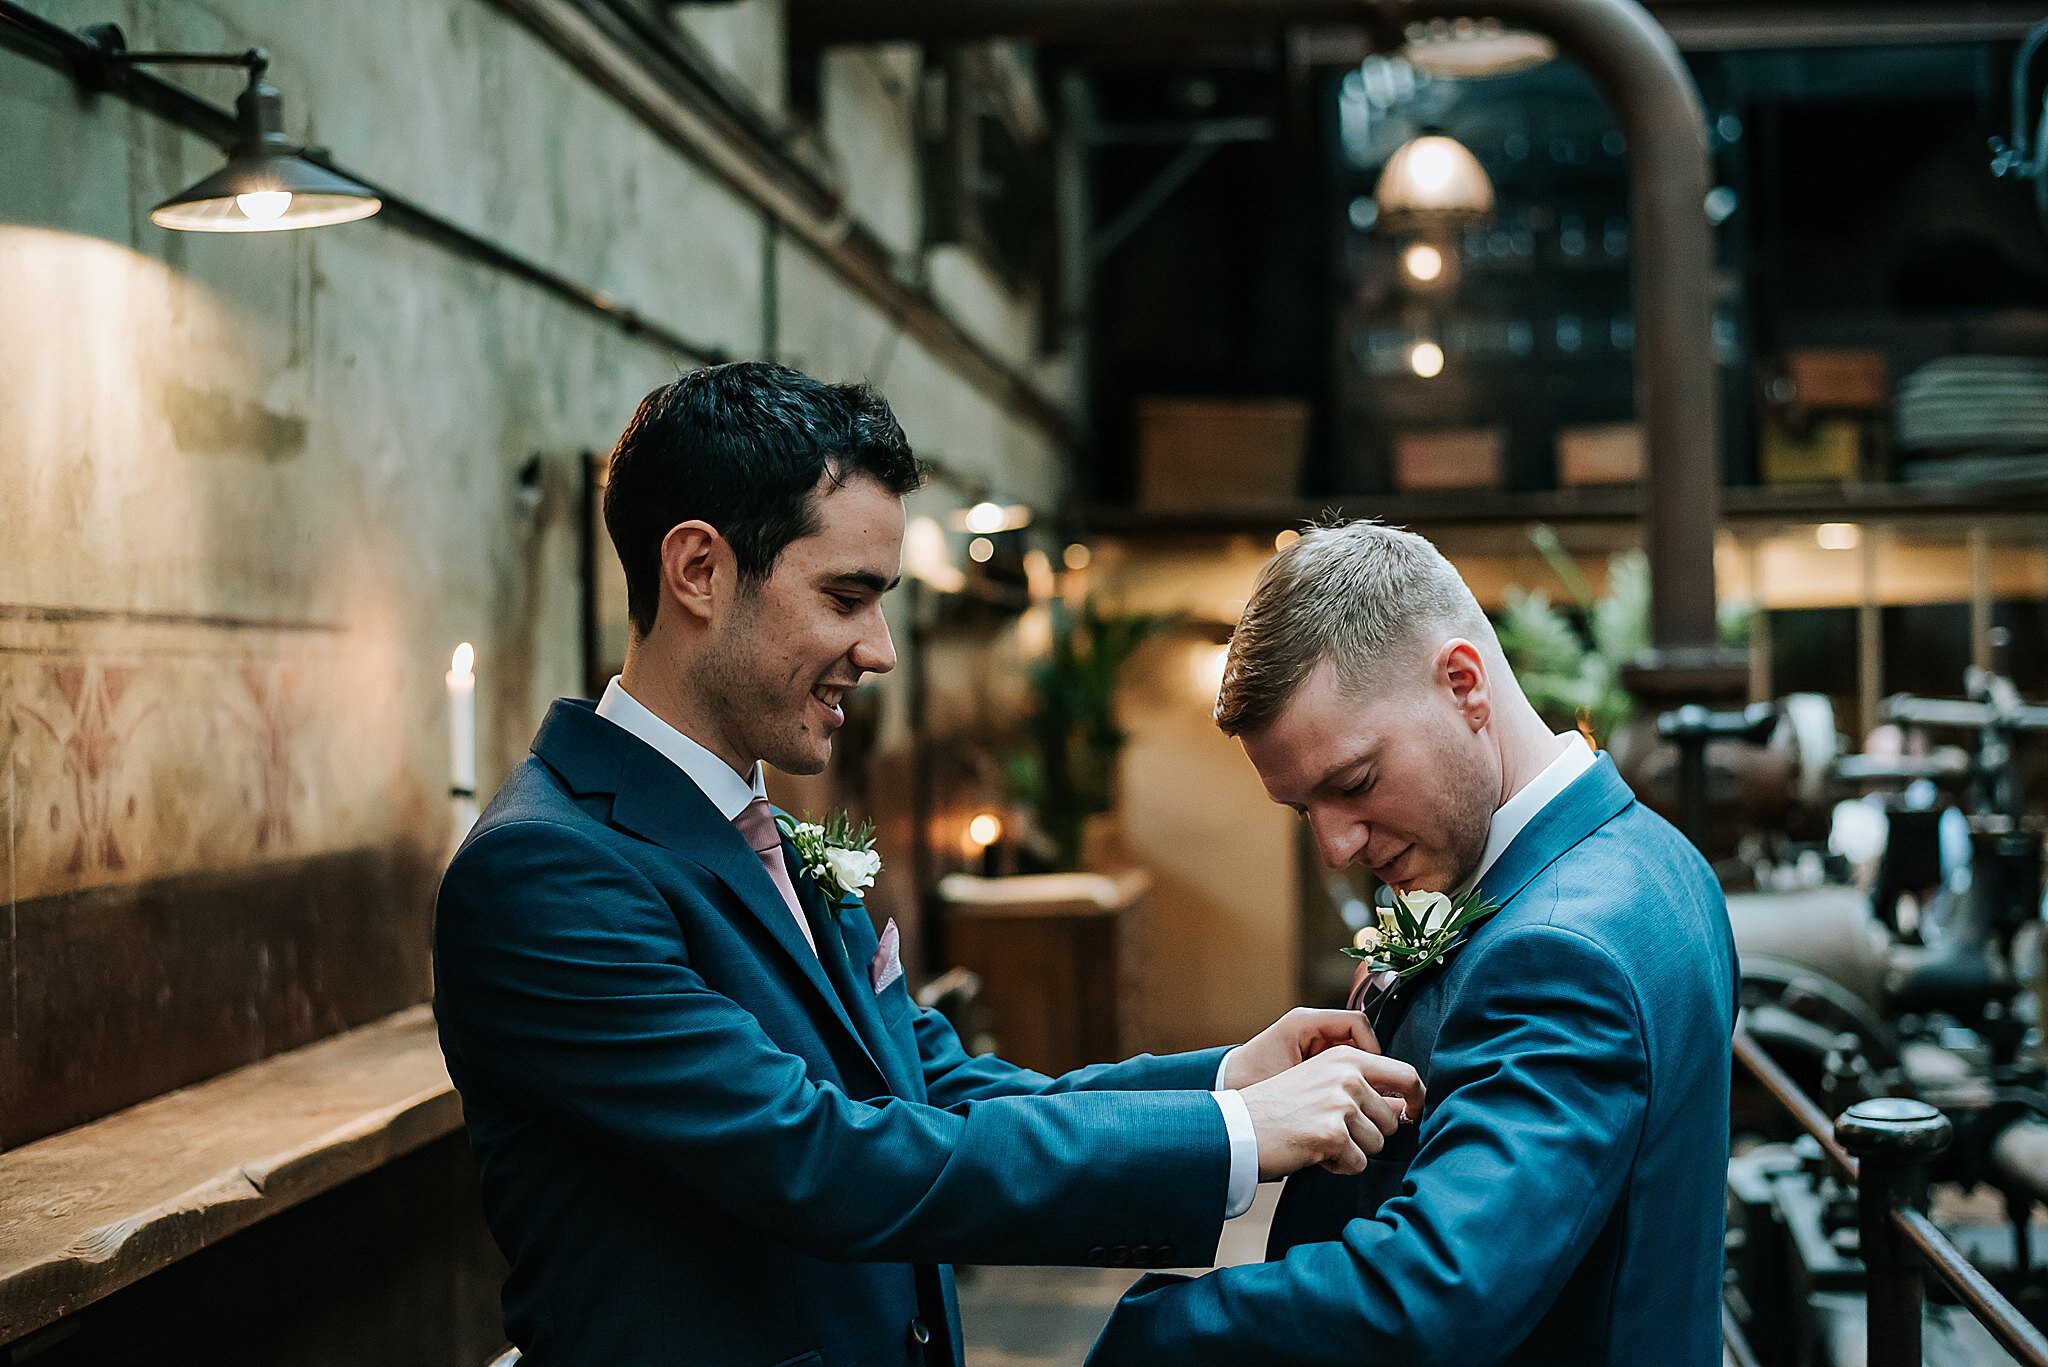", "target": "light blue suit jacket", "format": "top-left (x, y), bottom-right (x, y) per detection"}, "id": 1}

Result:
top-left (1088, 755), bottom-right (1738, 1367)
top-left (434, 700), bottom-right (1233, 1367)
